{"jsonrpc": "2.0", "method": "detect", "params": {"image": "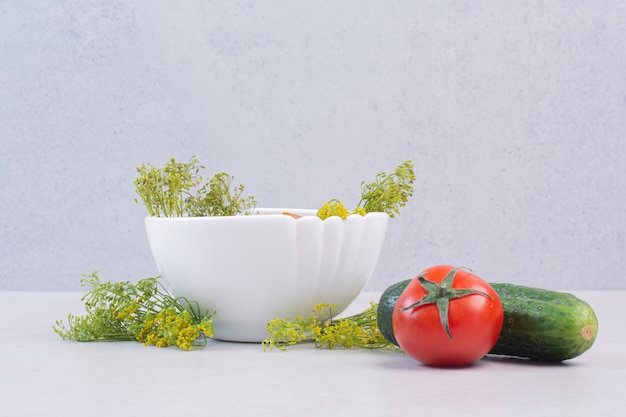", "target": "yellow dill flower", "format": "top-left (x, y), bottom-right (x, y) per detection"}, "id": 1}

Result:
top-left (144, 333), bottom-right (157, 346)
top-left (313, 303), bottom-right (331, 312)
top-left (176, 325), bottom-right (199, 351)
top-left (198, 317), bottom-right (214, 338)
top-left (317, 200), bottom-right (349, 220)
top-left (114, 301), bottom-right (139, 321)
